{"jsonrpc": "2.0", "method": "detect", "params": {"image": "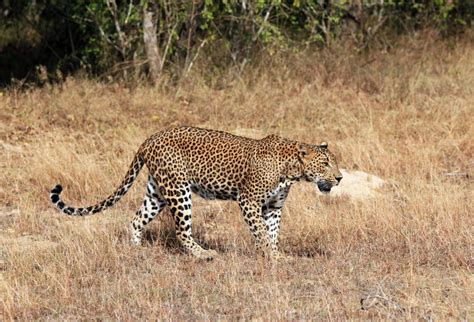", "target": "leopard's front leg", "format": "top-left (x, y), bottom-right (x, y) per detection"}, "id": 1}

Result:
top-left (262, 184), bottom-right (290, 256)
top-left (238, 194), bottom-right (281, 259)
